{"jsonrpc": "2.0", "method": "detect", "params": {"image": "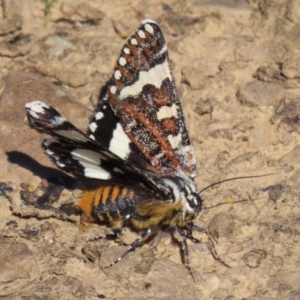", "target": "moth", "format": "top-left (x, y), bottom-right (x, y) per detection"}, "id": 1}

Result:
top-left (25, 19), bottom-right (224, 278)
